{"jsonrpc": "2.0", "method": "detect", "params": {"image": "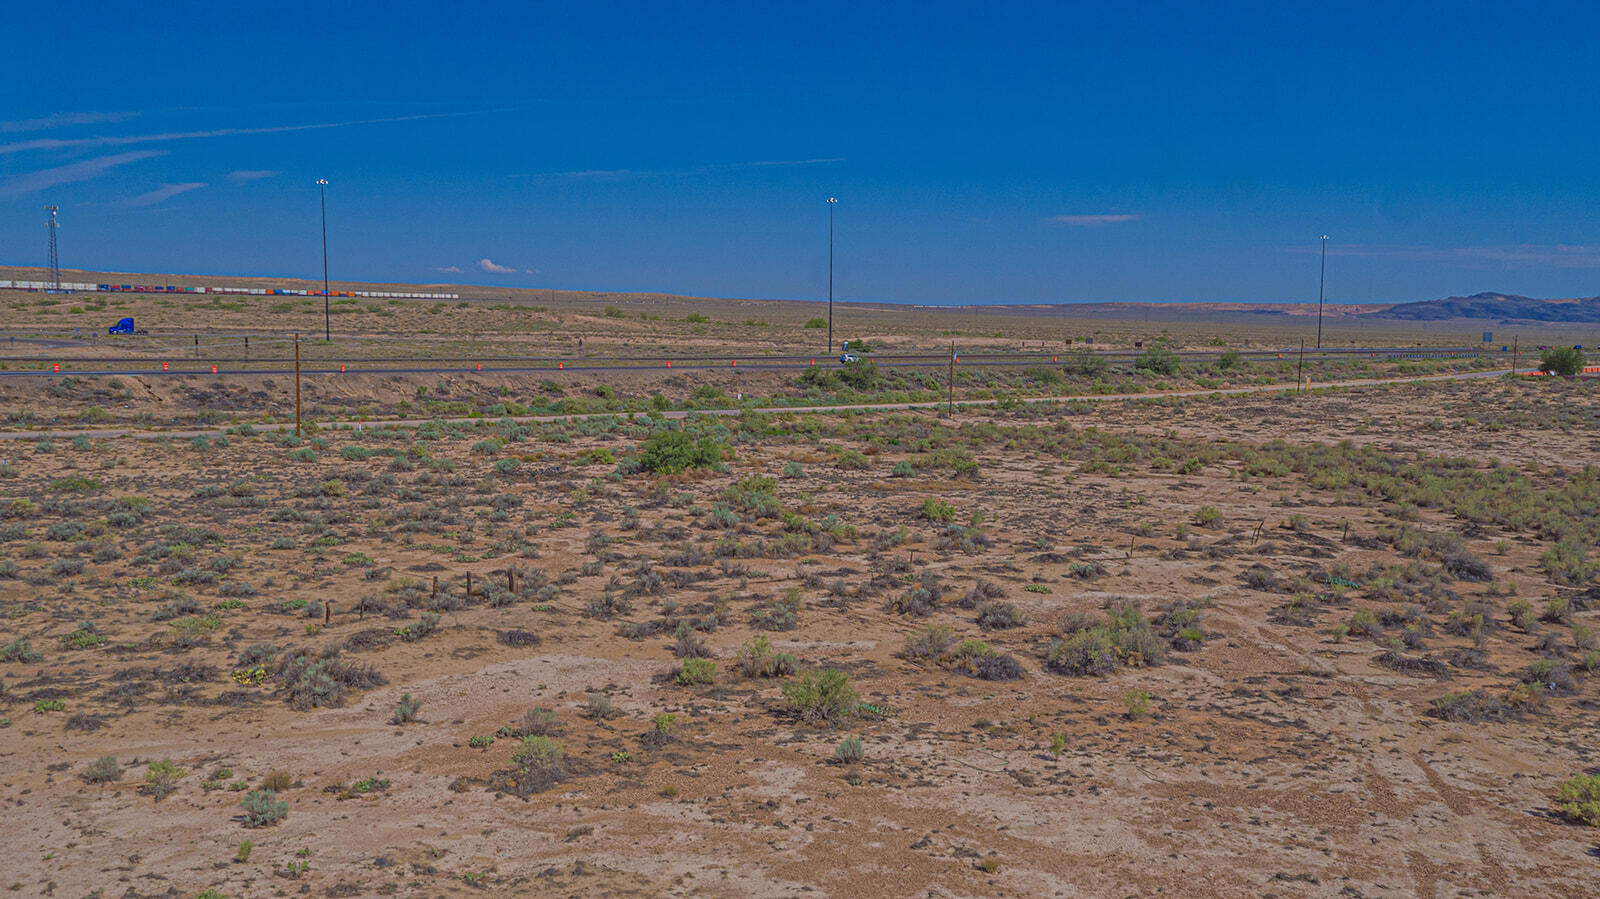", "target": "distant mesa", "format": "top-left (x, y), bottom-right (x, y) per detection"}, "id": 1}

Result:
top-left (1370, 292), bottom-right (1600, 323)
